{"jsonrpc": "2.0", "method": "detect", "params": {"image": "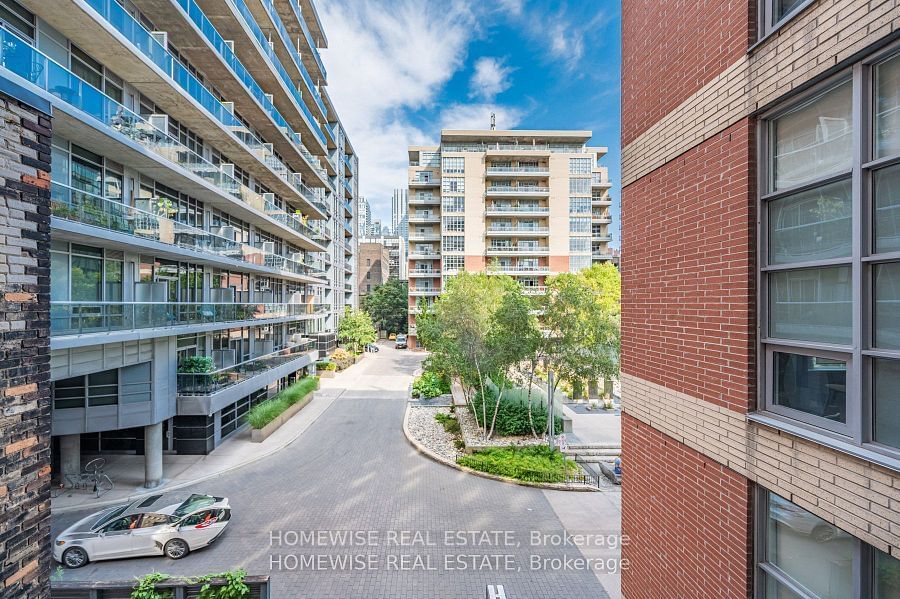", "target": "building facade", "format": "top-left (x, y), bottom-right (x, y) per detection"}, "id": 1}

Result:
top-left (0, 0), bottom-right (356, 487)
top-left (357, 195), bottom-right (371, 238)
top-left (359, 234), bottom-right (406, 282)
top-left (406, 129), bottom-right (612, 347)
top-left (391, 187), bottom-right (408, 244)
top-left (621, 1), bottom-right (900, 598)
top-left (357, 242), bottom-right (389, 298)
